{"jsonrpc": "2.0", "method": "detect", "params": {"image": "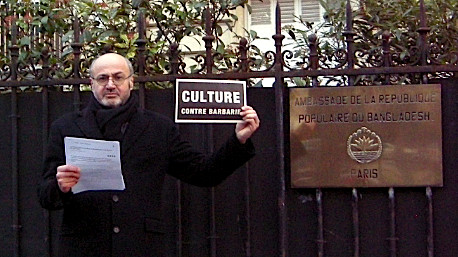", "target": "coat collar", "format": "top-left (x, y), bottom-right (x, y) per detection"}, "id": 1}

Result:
top-left (75, 107), bottom-right (150, 156)
top-left (75, 108), bottom-right (104, 139)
